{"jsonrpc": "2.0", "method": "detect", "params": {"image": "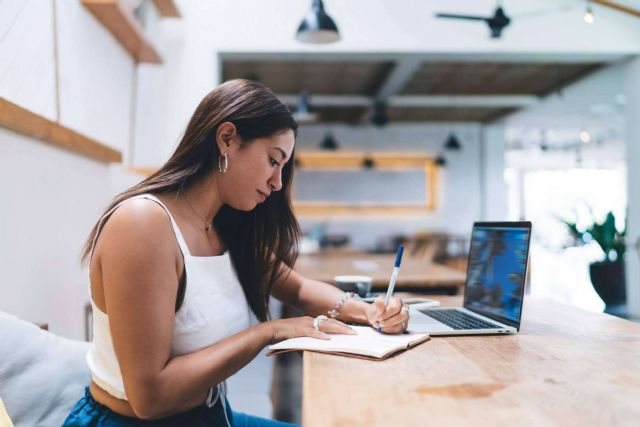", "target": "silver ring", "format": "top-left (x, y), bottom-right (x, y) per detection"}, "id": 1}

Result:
top-left (313, 315), bottom-right (328, 331)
